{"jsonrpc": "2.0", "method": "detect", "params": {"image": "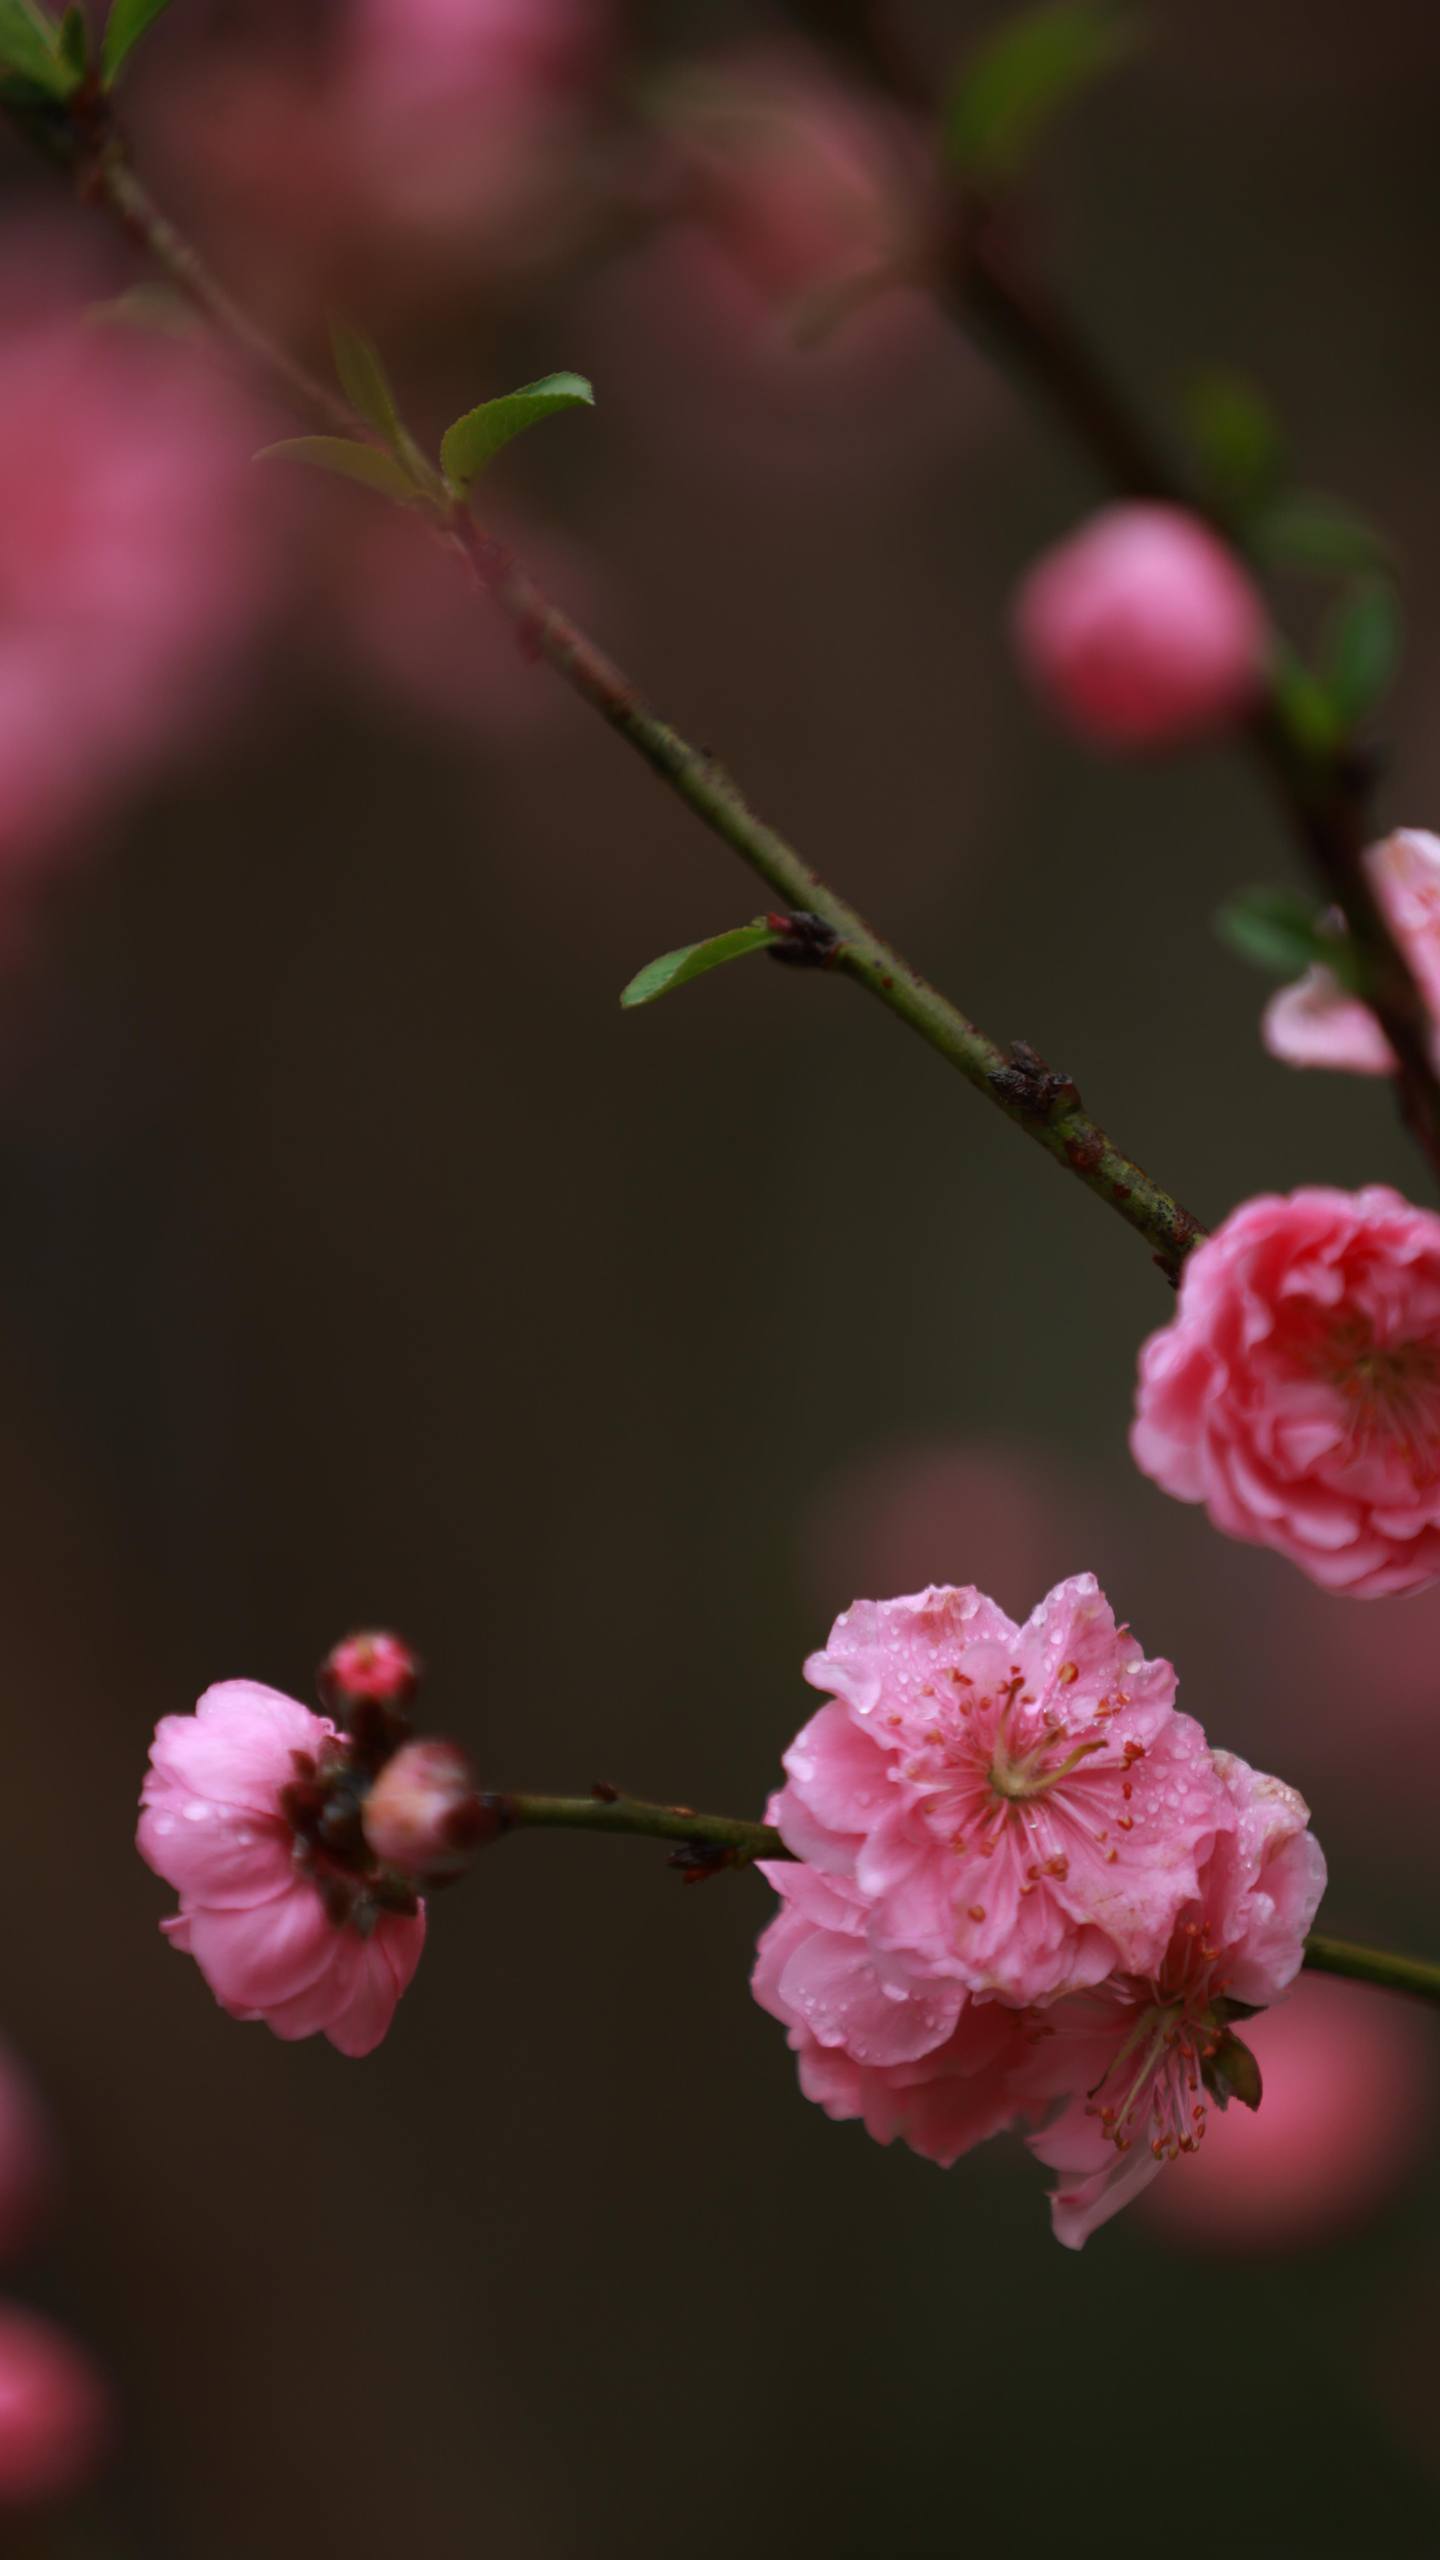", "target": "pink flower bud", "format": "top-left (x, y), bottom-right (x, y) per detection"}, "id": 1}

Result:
top-left (1013, 503), bottom-right (1268, 750)
top-left (0, 2307), bottom-right (113, 2507)
top-left (362, 1740), bottom-right (495, 1882)
top-left (319, 1630), bottom-right (420, 1715)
